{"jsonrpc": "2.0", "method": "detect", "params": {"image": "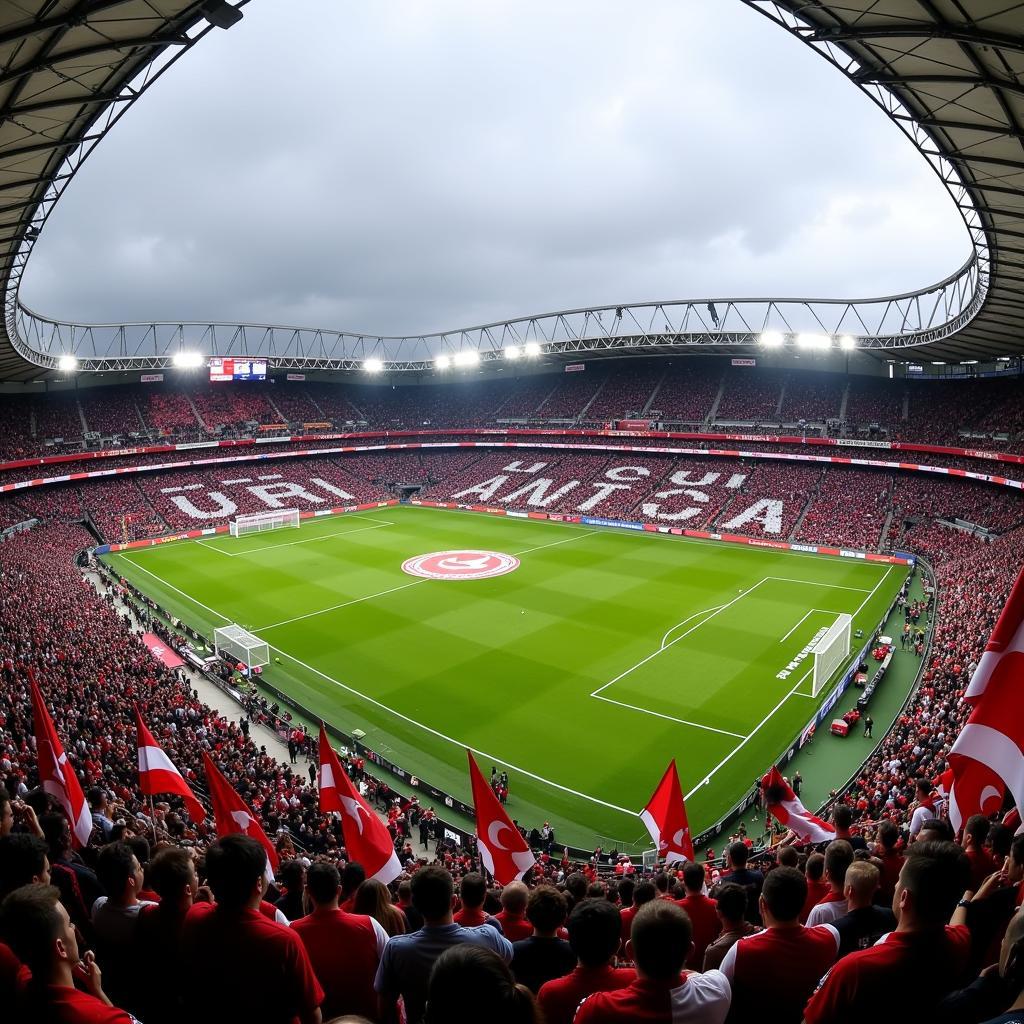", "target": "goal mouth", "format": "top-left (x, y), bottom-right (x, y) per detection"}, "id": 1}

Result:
top-left (214, 624), bottom-right (270, 670)
top-left (810, 613), bottom-right (852, 697)
top-left (229, 509), bottom-right (301, 536)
